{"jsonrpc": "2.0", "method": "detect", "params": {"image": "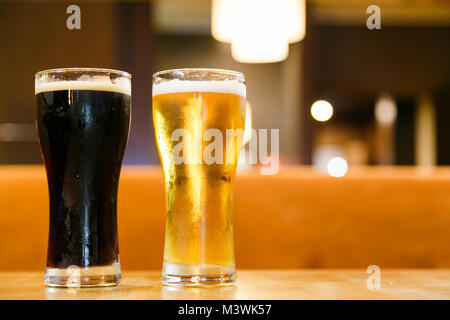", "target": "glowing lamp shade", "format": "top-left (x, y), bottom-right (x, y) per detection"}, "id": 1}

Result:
top-left (211, 0), bottom-right (306, 63)
top-left (231, 0), bottom-right (289, 63)
top-left (311, 100), bottom-right (333, 122)
top-left (211, 0), bottom-right (237, 43)
top-left (286, 0), bottom-right (306, 43)
top-left (232, 32), bottom-right (289, 64)
top-left (327, 157), bottom-right (348, 177)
